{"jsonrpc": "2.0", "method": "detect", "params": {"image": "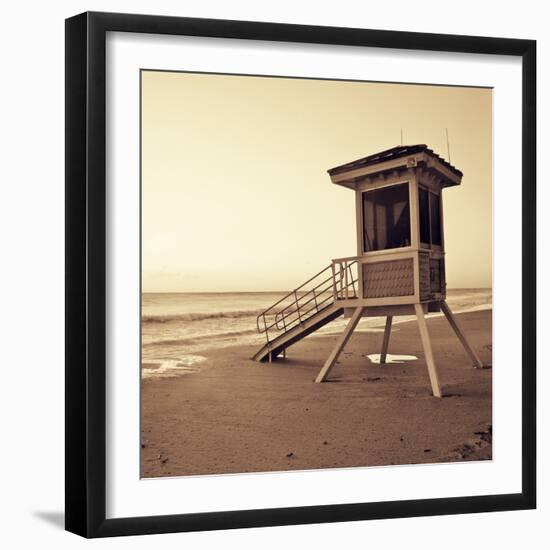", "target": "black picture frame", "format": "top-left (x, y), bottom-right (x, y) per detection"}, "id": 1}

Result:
top-left (65, 11), bottom-right (536, 538)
